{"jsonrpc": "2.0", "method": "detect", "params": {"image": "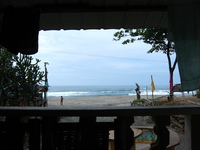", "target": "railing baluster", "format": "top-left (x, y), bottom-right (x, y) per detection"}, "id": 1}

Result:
top-left (29, 119), bottom-right (41, 150)
top-left (185, 115), bottom-right (200, 150)
top-left (80, 116), bottom-right (97, 150)
top-left (42, 117), bottom-right (58, 150)
top-left (114, 117), bottom-right (134, 150)
top-left (6, 116), bottom-right (24, 150)
top-left (150, 116), bottom-right (170, 150)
